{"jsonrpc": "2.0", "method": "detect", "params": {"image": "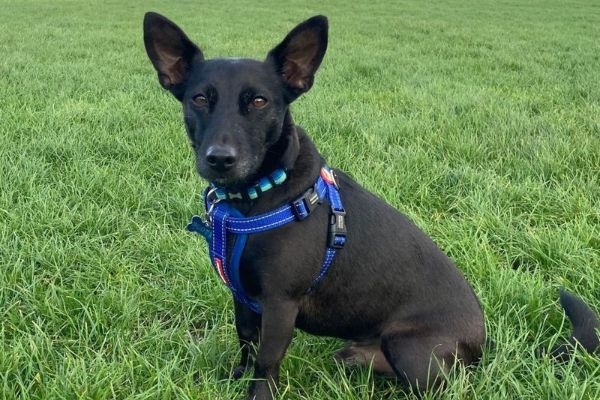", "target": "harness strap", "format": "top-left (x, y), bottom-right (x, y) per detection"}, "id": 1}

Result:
top-left (211, 207), bottom-right (230, 285)
top-left (222, 178), bottom-right (327, 234)
top-left (187, 167), bottom-right (345, 314)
